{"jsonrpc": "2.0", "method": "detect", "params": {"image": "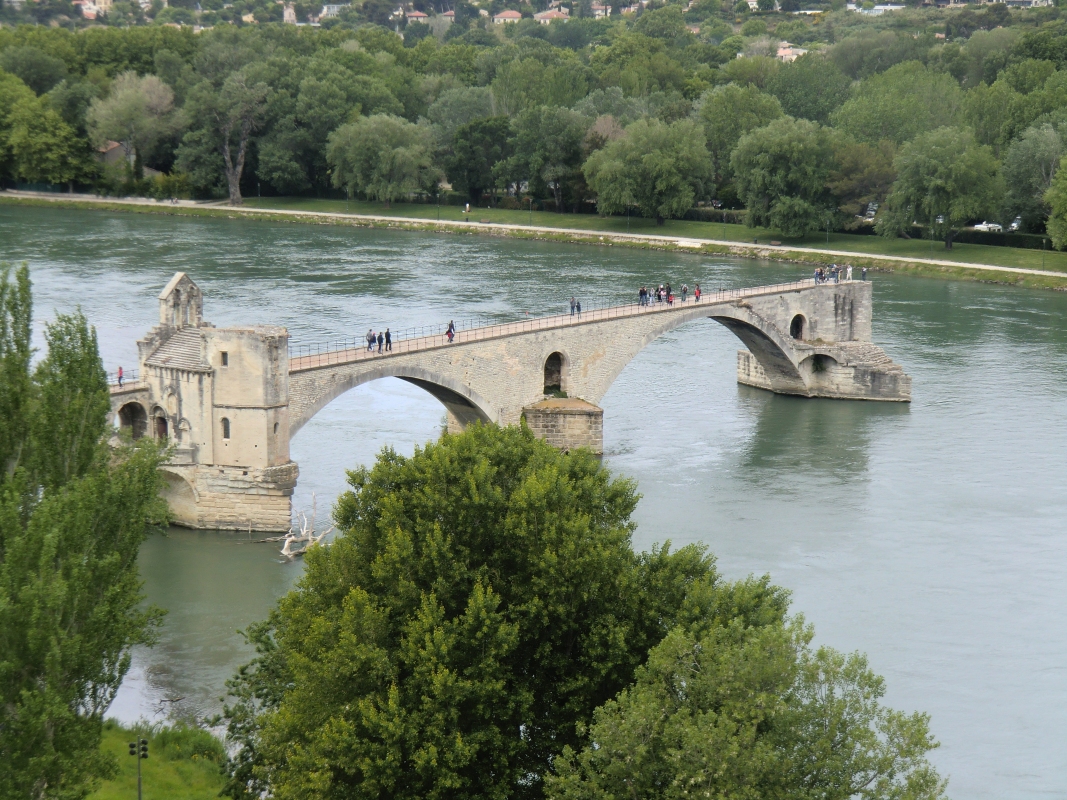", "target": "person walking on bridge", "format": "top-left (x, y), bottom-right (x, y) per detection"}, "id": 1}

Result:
top-left (366, 329), bottom-right (375, 351)
top-left (694, 284), bottom-right (701, 302)
top-left (570, 297), bottom-right (576, 316)
top-left (447, 320), bottom-right (455, 343)
top-left (681, 284), bottom-right (688, 302)
top-left (117, 366), bottom-right (124, 388)
top-left (846, 264), bottom-right (853, 281)
top-left (575, 299), bottom-right (581, 319)
top-left (377, 331), bottom-right (384, 353)
top-left (385, 328), bottom-right (392, 351)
